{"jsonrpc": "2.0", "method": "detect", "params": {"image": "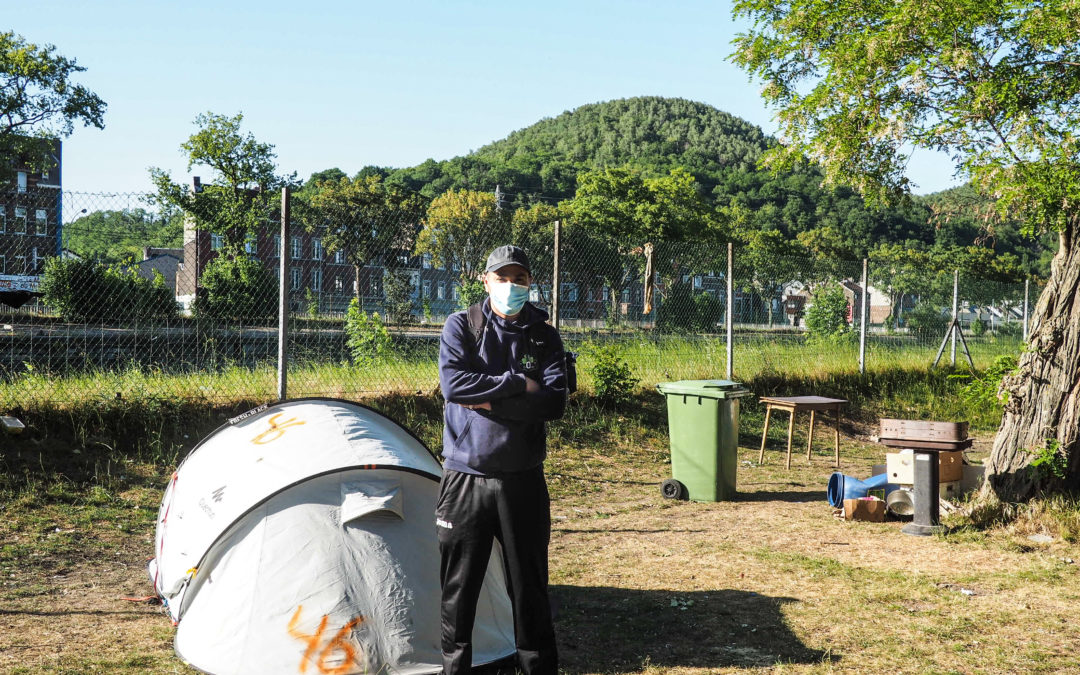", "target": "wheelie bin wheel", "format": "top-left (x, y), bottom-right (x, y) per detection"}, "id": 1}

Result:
top-left (661, 478), bottom-right (688, 500)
